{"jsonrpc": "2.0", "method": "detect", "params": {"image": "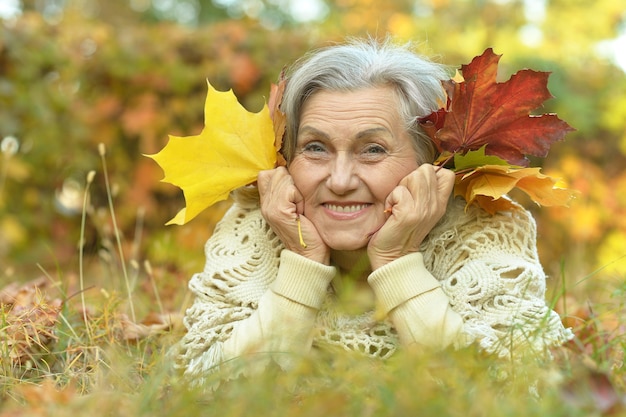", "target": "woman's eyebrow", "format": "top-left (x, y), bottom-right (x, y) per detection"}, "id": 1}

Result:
top-left (356, 127), bottom-right (392, 140)
top-left (299, 126), bottom-right (391, 140)
top-left (298, 126), bottom-right (330, 139)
